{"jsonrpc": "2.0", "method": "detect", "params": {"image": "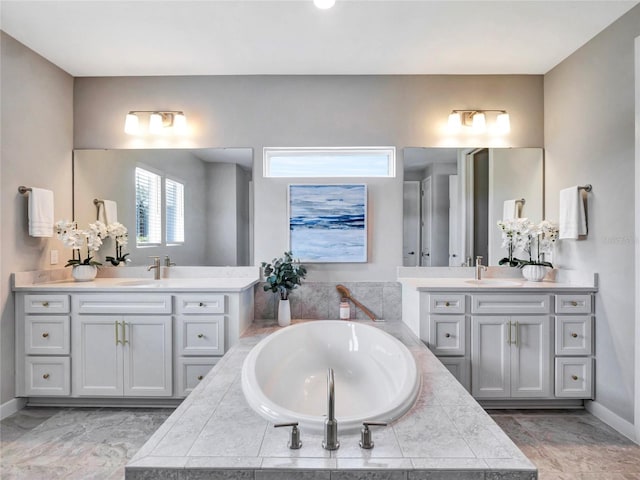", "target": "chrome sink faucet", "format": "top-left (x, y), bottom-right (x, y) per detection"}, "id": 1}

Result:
top-left (148, 256), bottom-right (161, 280)
top-left (322, 368), bottom-right (339, 450)
top-left (164, 255), bottom-right (176, 267)
top-left (475, 256), bottom-right (487, 281)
